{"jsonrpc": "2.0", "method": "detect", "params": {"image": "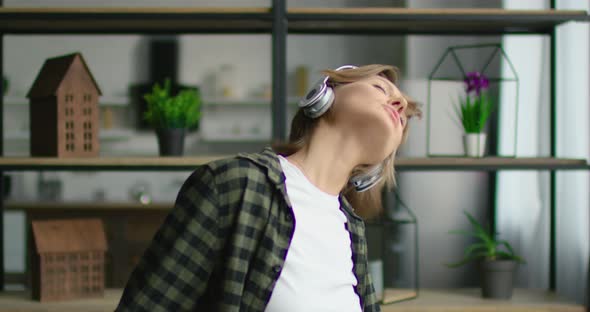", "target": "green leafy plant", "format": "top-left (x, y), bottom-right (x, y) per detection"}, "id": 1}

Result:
top-left (143, 78), bottom-right (201, 129)
top-left (2, 76), bottom-right (8, 95)
top-left (453, 72), bottom-right (495, 133)
top-left (446, 211), bottom-right (525, 268)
